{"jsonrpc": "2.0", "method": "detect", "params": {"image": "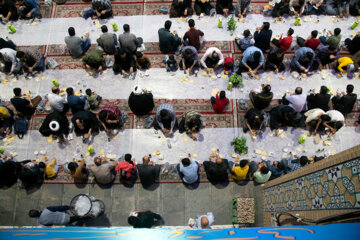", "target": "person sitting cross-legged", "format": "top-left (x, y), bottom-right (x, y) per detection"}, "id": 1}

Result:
top-left (315, 46), bottom-right (338, 70)
top-left (137, 155), bottom-right (160, 188)
top-left (89, 156), bottom-right (117, 185)
top-left (290, 47), bottom-right (317, 73)
top-left (306, 86), bottom-right (330, 111)
top-left (158, 20), bottom-right (182, 55)
top-left (331, 84), bottom-right (357, 116)
top-left (11, 87), bottom-right (41, 118)
top-left (128, 86), bottom-right (154, 116)
top-left (18, 0), bottom-right (42, 20)
top-left (29, 206), bottom-right (82, 226)
top-left (65, 27), bottom-right (91, 59)
top-left (153, 104), bottom-right (178, 137)
top-left (326, 0), bottom-right (350, 17)
top-left (319, 28), bottom-right (341, 49)
top-left (67, 158), bottom-right (87, 183)
top-left (269, 105), bottom-right (297, 135)
top-left (71, 110), bottom-right (100, 138)
top-left (91, 0), bottom-right (113, 19)
top-left (271, 28), bottom-right (294, 52)
top-left (183, 19), bottom-right (204, 51)
top-left (66, 87), bottom-right (86, 114)
top-left (98, 105), bottom-right (124, 136)
top-left (305, 0), bottom-right (326, 15)
top-left (39, 110), bottom-right (69, 143)
top-left (236, 46), bottom-right (264, 75)
top-left (0, 48), bottom-right (21, 76)
top-left (97, 25), bottom-right (117, 55)
top-left (211, 90), bottom-right (229, 113)
top-left (180, 46), bottom-right (199, 75)
top-left (230, 159), bottom-right (249, 181)
top-left (266, 160), bottom-right (285, 179)
top-left (118, 24), bottom-right (139, 55)
top-left (282, 155), bottom-right (309, 173)
top-left (194, 0), bottom-right (214, 16)
top-left (271, 0), bottom-right (290, 17)
top-left (47, 86), bottom-right (68, 114)
top-left (216, 0), bottom-right (234, 15)
top-left (281, 87), bottom-right (307, 113)
top-left (303, 30), bottom-right (321, 51)
top-left (200, 47), bottom-right (224, 75)
top-left (235, 29), bottom-right (254, 51)
top-left (113, 49), bottom-right (137, 77)
top-left (178, 110), bottom-right (203, 140)
top-left (16, 47), bottom-right (45, 74)
top-left (135, 51), bottom-right (151, 71)
top-left (254, 22), bottom-right (272, 53)
top-left (235, 0), bottom-right (251, 18)
top-left (243, 108), bottom-right (265, 137)
top-left (38, 158), bottom-right (59, 179)
top-left (177, 157), bottom-right (199, 185)
top-left (0, 0), bottom-right (18, 22)
top-left (203, 154), bottom-right (229, 184)
top-left (169, 0), bottom-right (193, 18)
top-left (289, 0), bottom-right (306, 17)
top-left (264, 48), bottom-right (285, 73)
top-left (249, 84), bottom-right (273, 110)
top-left (115, 153), bottom-right (137, 184)
top-left (249, 161), bottom-right (271, 184)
